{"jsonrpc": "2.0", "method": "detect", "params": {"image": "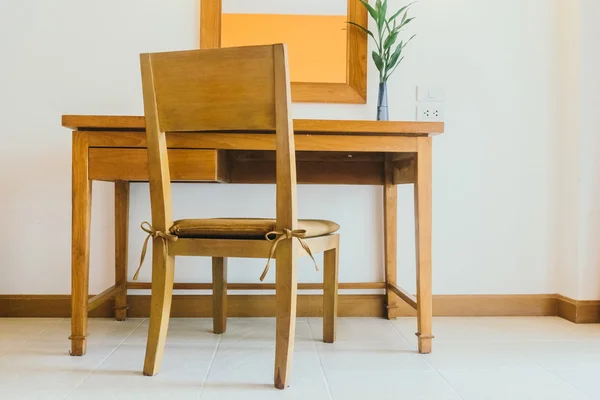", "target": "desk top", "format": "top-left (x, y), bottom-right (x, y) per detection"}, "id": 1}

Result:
top-left (62, 115), bottom-right (444, 136)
